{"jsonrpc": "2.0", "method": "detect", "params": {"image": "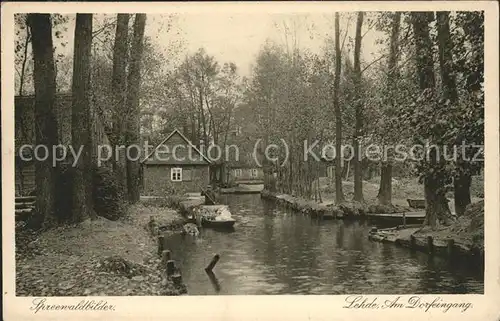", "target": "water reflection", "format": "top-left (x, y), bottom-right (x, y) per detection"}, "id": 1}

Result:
top-left (164, 194), bottom-right (483, 295)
